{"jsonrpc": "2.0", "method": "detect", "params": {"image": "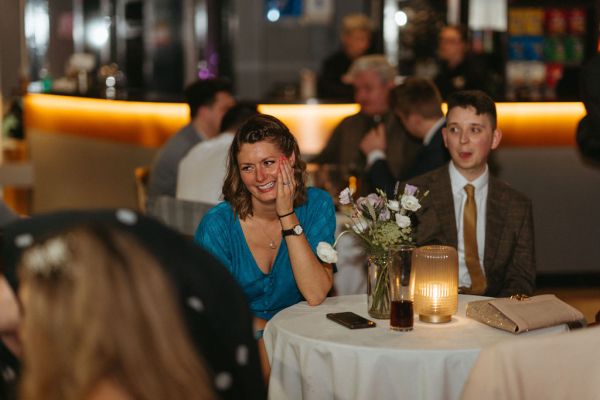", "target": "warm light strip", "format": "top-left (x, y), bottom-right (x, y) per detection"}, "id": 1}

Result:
top-left (495, 102), bottom-right (585, 146)
top-left (258, 104), bottom-right (360, 155)
top-left (24, 94), bottom-right (585, 150)
top-left (24, 94), bottom-right (189, 147)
